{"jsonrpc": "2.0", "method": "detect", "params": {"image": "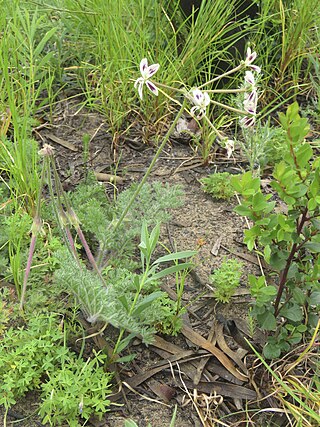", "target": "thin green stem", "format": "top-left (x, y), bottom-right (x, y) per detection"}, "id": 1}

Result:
top-left (203, 115), bottom-right (225, 140)
top-left (19, 158), bottom-right (47, 309)
top-left (112, 101), bottom-right (186, 233)
top-left (210, 98), bottom-right (248, 115)
top-left (156, 81), bottom-right (186, 93)
top-left (206, 88), bottom-right (247, 94)
top-left (198, 64), bottom-right (244, 89)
